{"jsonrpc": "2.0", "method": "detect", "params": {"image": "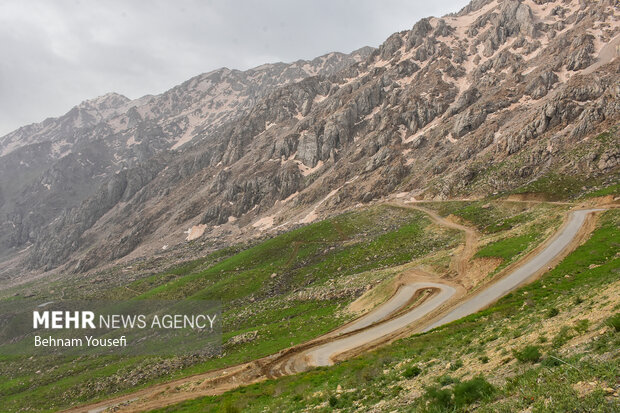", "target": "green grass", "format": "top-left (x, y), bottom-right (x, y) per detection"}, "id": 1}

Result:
top-left (105, 246), bottom-right (244, 299)
top-left (148, 209), bottom-right (620, 412)
top-left (475, 234), bottom-right (534, 261)
top-left (513, 345), bottom-right (542, 363)
top-left (606, 313), bottom-right (620, 332)
top-left (135, 206), bottom-right (454, 302)
top-left (581, 181), bottom-right (620, 199)
top-left (421, 201), bottom-right (533, 234)
top-left (461, 203), bottom-right (564, 279)
top-left (4, 204), bottom-right (616, 412)
top-left (0, 204), bottom-right (461, 412)
top-left (512, 173), bottom-right (594, 200)
top-left (420, 201), bottom-right (566, 239)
